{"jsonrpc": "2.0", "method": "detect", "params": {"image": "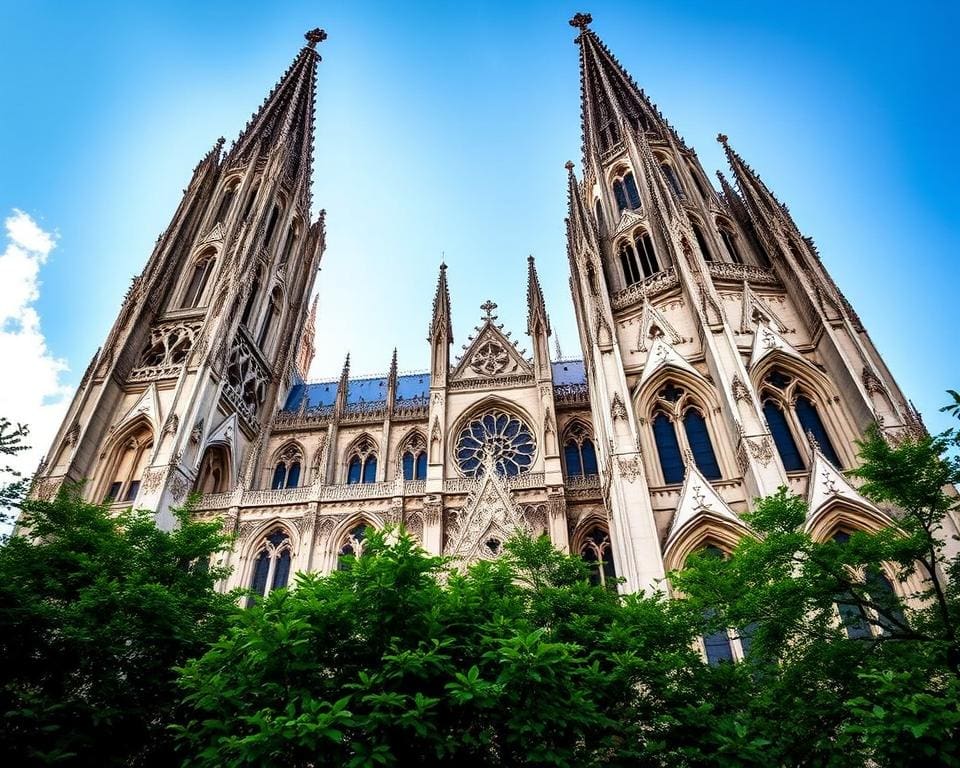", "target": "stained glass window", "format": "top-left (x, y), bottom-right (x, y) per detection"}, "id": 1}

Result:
top-left (653, 412), bottom-right (685, 484)
top-left (455, 410), bottom-right (535, 477)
